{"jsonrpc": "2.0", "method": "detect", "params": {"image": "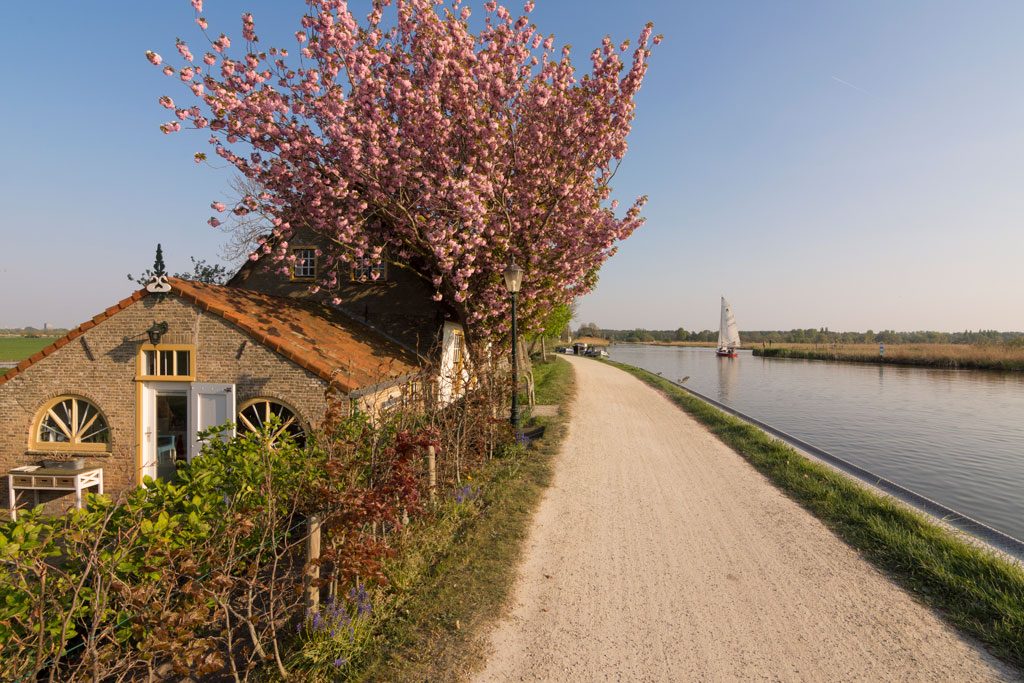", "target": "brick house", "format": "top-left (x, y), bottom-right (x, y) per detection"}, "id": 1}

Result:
top-left (0, 250), bottom-right (470, 515)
